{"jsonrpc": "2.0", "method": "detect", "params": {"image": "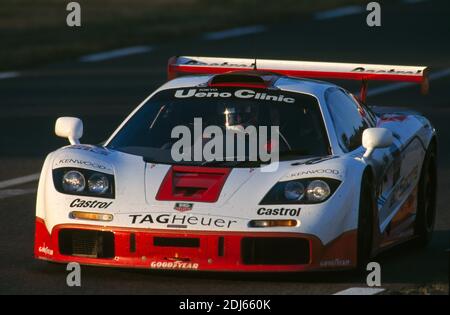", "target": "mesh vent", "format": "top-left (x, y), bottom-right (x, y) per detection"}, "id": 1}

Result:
top-left (59, 229), bottom-right (115, 258)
